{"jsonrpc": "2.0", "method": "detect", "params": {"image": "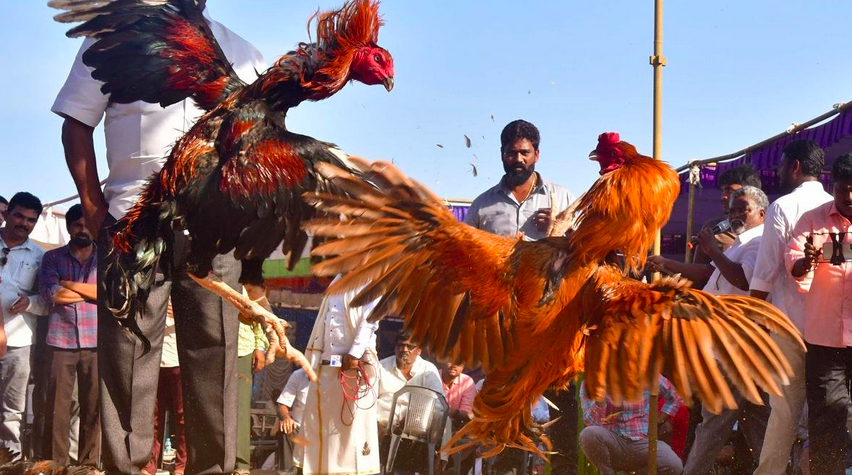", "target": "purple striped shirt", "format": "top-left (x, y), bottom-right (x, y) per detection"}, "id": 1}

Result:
top-left (38, 245), bottom-right (97, 349)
